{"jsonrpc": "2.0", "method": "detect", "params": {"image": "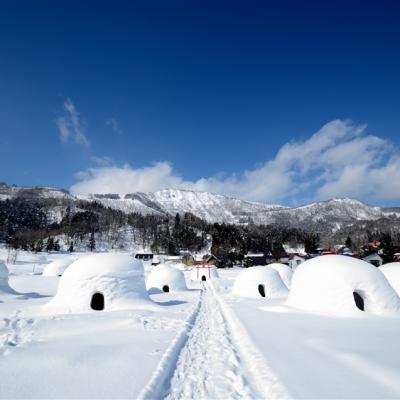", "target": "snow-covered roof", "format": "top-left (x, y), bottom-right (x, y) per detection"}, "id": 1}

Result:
top-left (287, 255), bottom-right (400, 315)
top-left (232, 266), bottom-right (288, 299)
top-left (146, 264), bottom-right (187, 293)
top-left (363, 253), bottom-right (383, 261)
top-left (45, 253), bottom-right (155, 313)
